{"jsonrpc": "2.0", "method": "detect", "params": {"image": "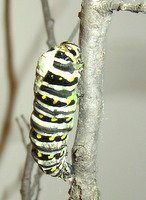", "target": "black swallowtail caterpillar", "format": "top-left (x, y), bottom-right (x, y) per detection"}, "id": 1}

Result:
top-left (30, 41), bottom-right (83, 180)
